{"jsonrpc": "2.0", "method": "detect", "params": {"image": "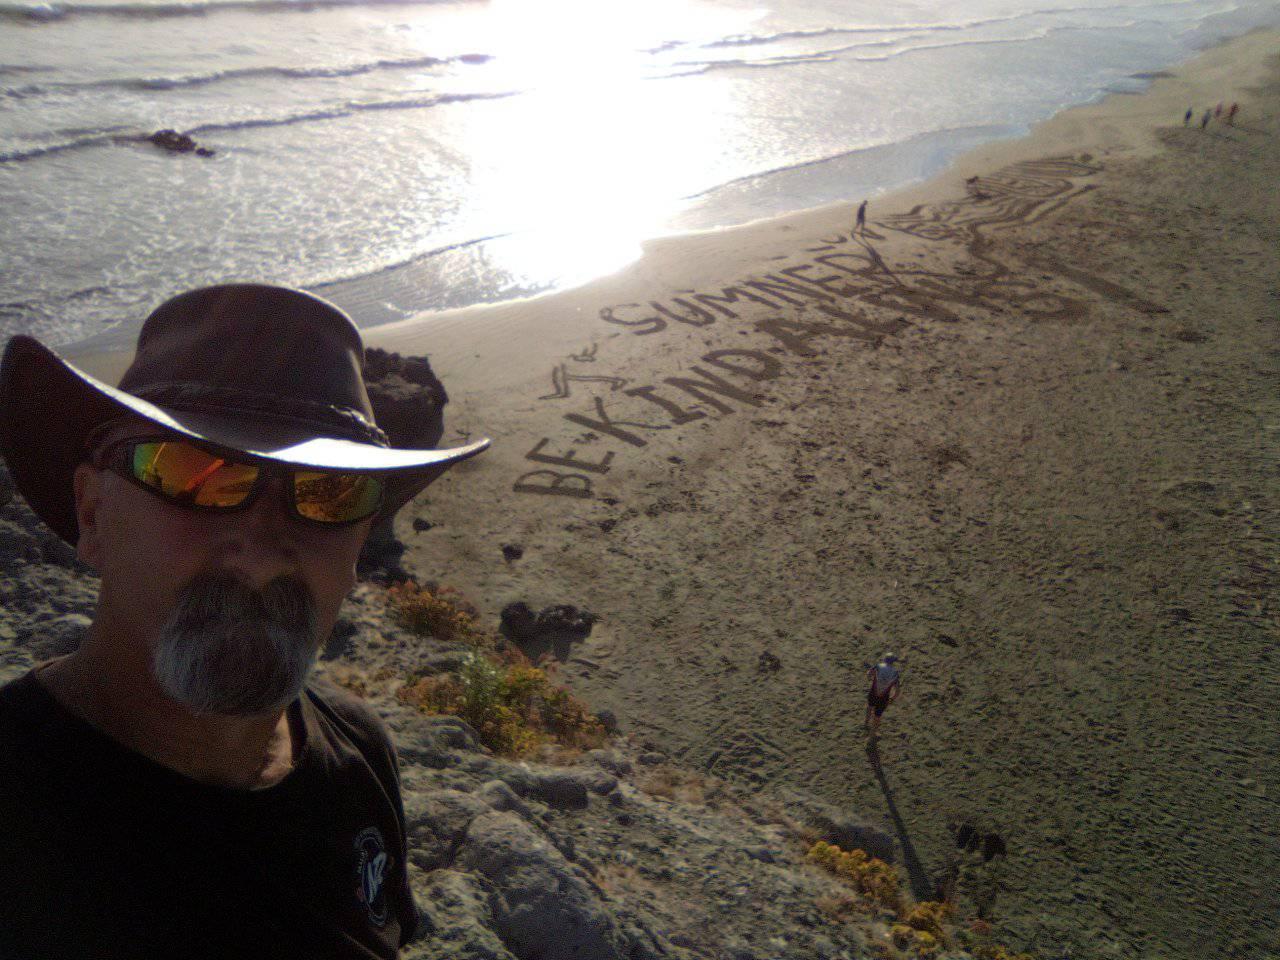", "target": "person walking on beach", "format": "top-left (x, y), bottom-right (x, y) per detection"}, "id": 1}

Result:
top-left (1200, 108), bottom-right (1211, 129)
top-left (1183, 107), bottom-right (1193, 126)
top-left (855, 199), bottom-right (868, 235)
top-left (0, 284), bottom-right (490, 959)
top-left (864, 653), bottom-right (903, 736)
top-left (1227, 102), bottom-right (1238, 125)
